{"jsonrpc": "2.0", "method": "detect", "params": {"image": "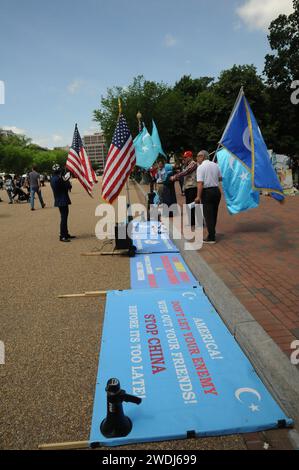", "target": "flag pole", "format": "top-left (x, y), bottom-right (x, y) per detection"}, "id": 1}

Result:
top-left (213, 86), bottom-right (245, 162)
top-left (220, 86), bottom-right (244, 143)
top-left (119, 97), bottom-right (133, 222)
